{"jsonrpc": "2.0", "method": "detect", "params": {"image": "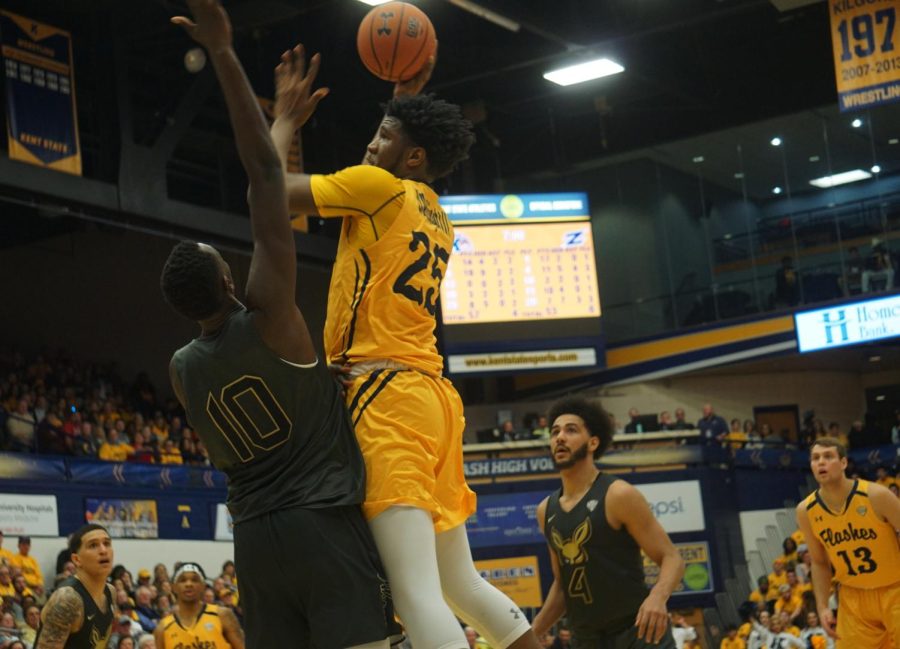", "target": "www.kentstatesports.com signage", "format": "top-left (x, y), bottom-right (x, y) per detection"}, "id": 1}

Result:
top-left (794, 294), bottom-right (900, 352)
